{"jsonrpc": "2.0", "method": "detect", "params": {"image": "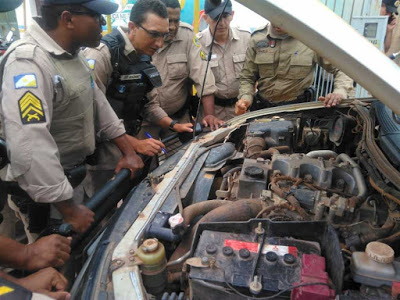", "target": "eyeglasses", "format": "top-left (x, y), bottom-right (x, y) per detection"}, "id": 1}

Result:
top-left (69, 11), bottom-right (106, 25)
top-left (137, 23), bottom-right (169, 40)
top-left (212, 13), bottom-right (232, 21)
